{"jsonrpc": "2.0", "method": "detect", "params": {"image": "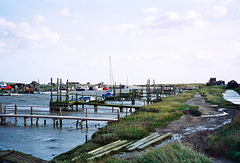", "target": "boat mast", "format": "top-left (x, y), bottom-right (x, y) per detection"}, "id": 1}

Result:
top-left (109, 56), bottom-right (114, 88)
